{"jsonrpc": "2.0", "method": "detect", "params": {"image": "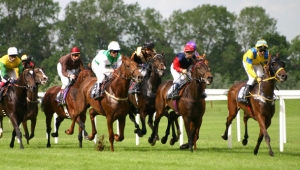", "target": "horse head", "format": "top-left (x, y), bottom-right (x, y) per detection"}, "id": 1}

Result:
top-left (190, 60), bottom-right (213, 85)
top-left (74, 69), bottom-right (94, 86)
top-left (120, 56), bottom-right (143, 83)
top-left (20, 68), bottom-right (37, 92)
top-left (148, 53), bottom-right (166, 77)
top-left (34, 67), bottom-right (48, 85)
top-left (266, 55), bottom-right (287, 82)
